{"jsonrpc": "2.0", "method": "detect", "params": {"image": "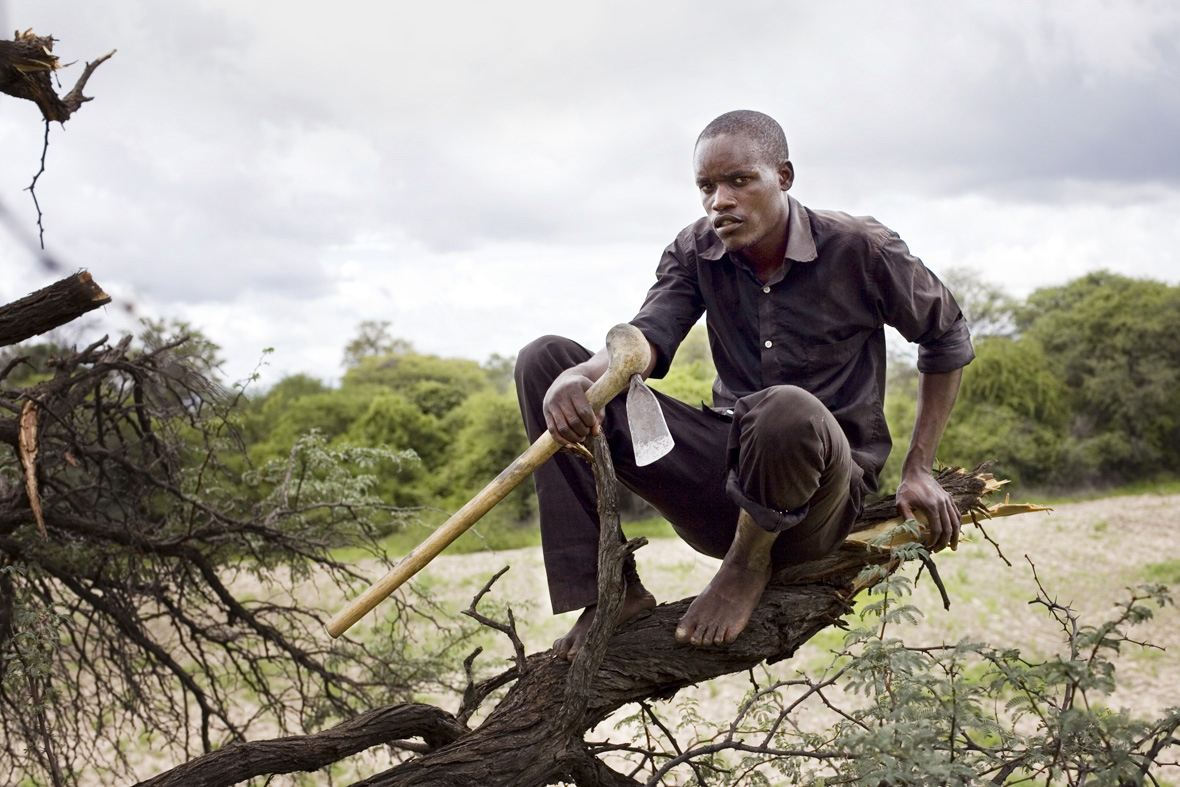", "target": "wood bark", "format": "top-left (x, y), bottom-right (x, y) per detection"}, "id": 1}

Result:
top-left (0, 271), bottom-right (110, 348)
top-left (132, 703), bottom-right (468, 787)
top-left (0, 33), bottom-right (114, 122)
top-left (138, 450), bottom-right (995, 787)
